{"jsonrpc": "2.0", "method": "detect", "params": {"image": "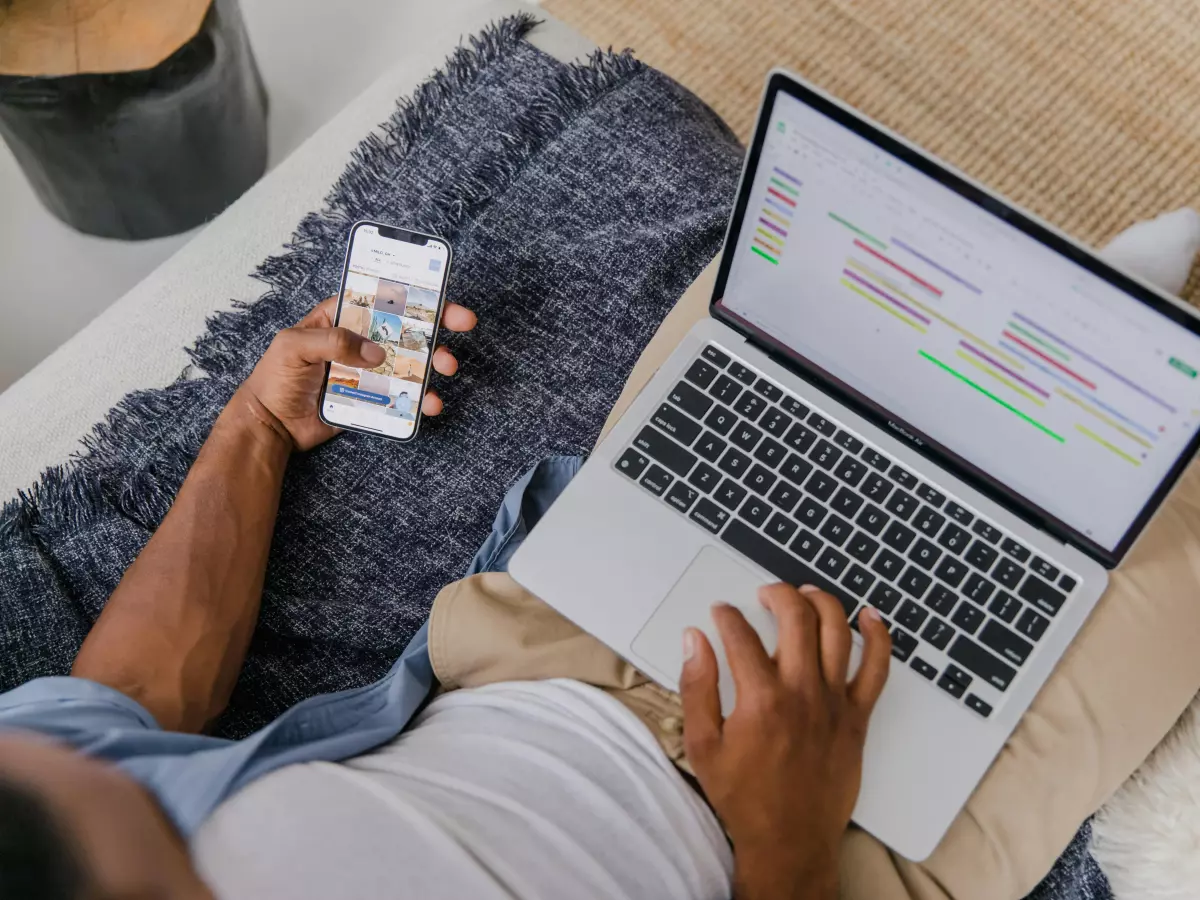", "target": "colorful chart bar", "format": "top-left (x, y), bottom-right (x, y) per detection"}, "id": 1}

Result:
top-left (1012, 311), bottom-right (1177, 413)
top-left (1076, 424), bottom-right (1141, 466)
top-left (891, 238), bottom-right (982, 295)
top-left (920, 351), bottom-right (1064, 441)
top-left (1006, 321), bottom-right (1069, 361)
top-left (829, 213), bottom-right (885, 249)
top-left (955, 350), bottom-right (1045, 407)
top-left (773, 166), bottom-right (802, 186)
top-left (770, 177), bottom-right (800, 196)
top-left (751, 245), bottom-right (779, 265)
top-left (765, 197), bottom-right (794, 218)
top-left (759, 217), bottom-right (787, 237)
top-left (842, 269), bottom-right (931, 325)
top-left (766, 187), bottom-right (797, 207)
top-left (853, 240), bottom-right (944, 297)
top-left (1002, 331), bottom-right (1096, 390)
top-left (1055, 389), bottom-right (1152, 450)
top-left (841, 279), bottom-right (926, 332)
top-left (958, 341), bottom-right (1049, 398)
